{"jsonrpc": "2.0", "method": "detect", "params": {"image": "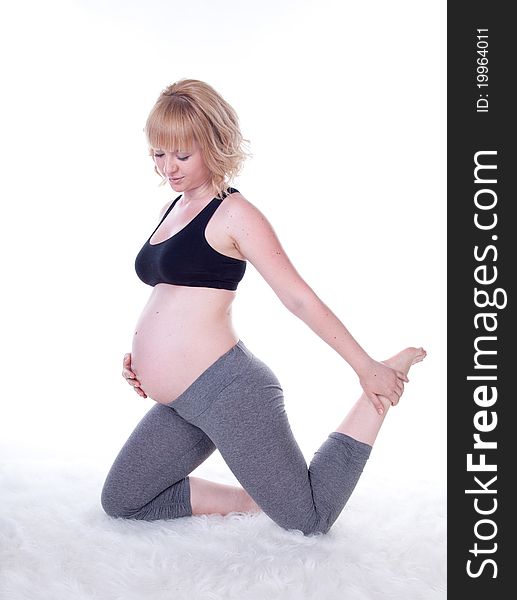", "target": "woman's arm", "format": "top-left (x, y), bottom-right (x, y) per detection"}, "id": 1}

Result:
top-left (225, 194), bottom-right (407, 413)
